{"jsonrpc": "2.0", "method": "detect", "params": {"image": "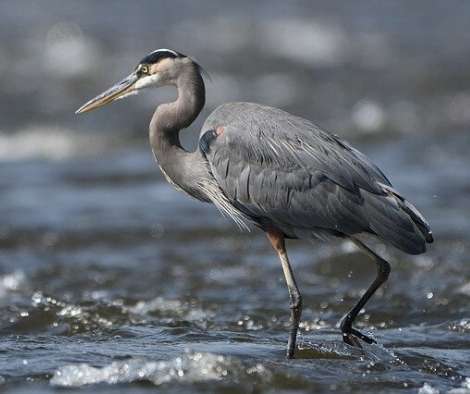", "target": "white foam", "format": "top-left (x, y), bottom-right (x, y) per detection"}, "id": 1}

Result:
top-left (0, 127), bottom-right (106, 161)
top-left (31, 292), bottom-right (113, 330)
top-left (50, 351), bottom-right (229, 387)
top-left (418, 383), bottom-right (440, 394)
top-left (457, 282), bottom-right (470, 296)
top-left (128, 297), bottom-right (212, 321)
top-left (448, 378), bottom-right (470, 394)
top-left (352, 99), bottom-right (386, 133)
top-left (0, 271), bottom-right (26, 298)
top-left (44, 22), bottom-right (99, 78)
top-left (259, 18), bottom-right (346, 66)
top-left (448, 319), bottom-right (470, 333)
top-left (129, 297), bottom-right (182, 314)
